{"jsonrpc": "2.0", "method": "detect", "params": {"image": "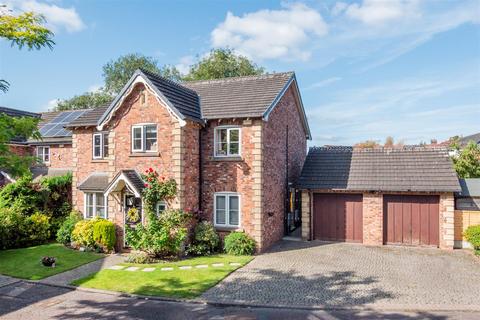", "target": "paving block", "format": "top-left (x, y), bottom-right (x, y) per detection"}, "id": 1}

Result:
top-left (229, 262), bottom-right (241, 266)
top-left (161, 267), bottom-right (173, 271)
top-left (107, 265), bottom-right (125, 270)
top-left (142, 268), bottom-right (155, 272)
top-left (125, 267), bottom-right (139, 272)
top-left (195, 265), bottom-right (208, 269)
top-left (212, 263), bottom-right (224, 267)
top-left (179, 266), bottom-right (192, 270)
